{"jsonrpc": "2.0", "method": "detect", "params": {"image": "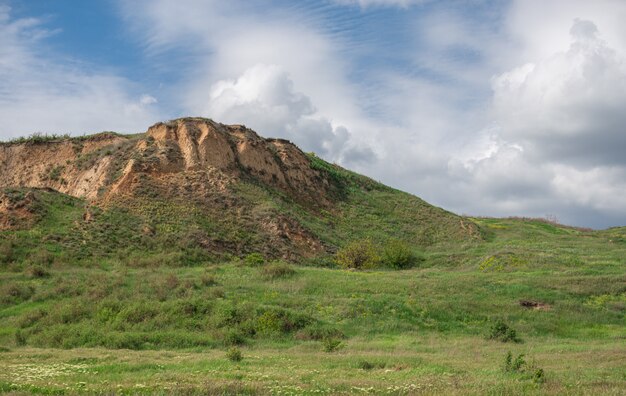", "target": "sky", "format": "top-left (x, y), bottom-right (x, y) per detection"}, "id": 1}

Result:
top-left (1, 0), bottom-right (626, 229)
